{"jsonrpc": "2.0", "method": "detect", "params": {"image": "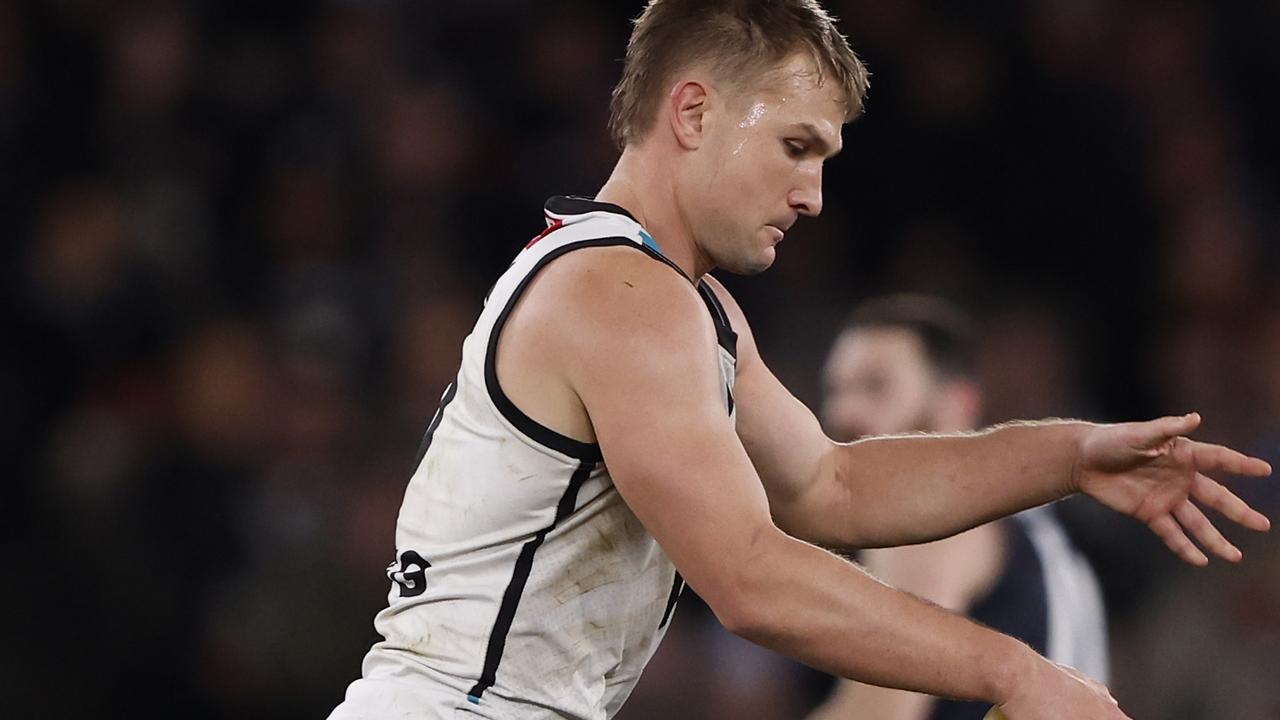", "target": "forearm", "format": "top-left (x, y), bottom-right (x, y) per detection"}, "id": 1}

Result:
top-left (724, 530), bottom-right (1034, 704)
top-left (819, 420), bottom-right (1089, 549)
